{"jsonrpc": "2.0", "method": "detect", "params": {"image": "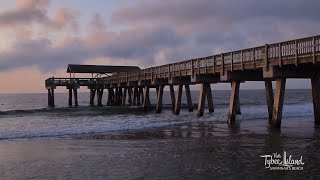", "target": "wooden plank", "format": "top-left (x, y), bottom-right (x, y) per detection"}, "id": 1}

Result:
top-left (311, 75), bottom-right (320, 124)
top-left (228, 81), bottom-right (240, 124)
top-left (265, 44), bottom-right (269, 71)
top-left (253, 48), bottom-right (256, 69)
top-left (185, 84), bottom-right (193, 112)
top-left (174, 84), bottom-right (183, 115)
top-left (221, 53), bottom-right (225, 76)
top-left (313, 37), bottom-right (316, 64)
top-left (279, 43), bottom-right (282, 67)
top-left (231, 52), bottom-right (233, 71)
top-left (295, 40), bottom-right (298, 66)
top-left (265, 81), bottom-right (274, 122)
top-left (271, 78), bottom-right (286, 128)
top-left (241, 50), bottom-right (244, 71)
